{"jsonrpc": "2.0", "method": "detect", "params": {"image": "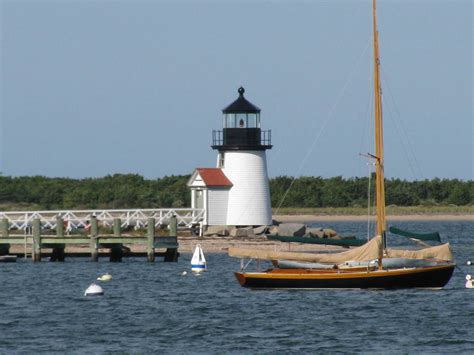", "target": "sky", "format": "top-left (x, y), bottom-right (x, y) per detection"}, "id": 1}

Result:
top-left (1, 0), bottom-right (472, 181)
